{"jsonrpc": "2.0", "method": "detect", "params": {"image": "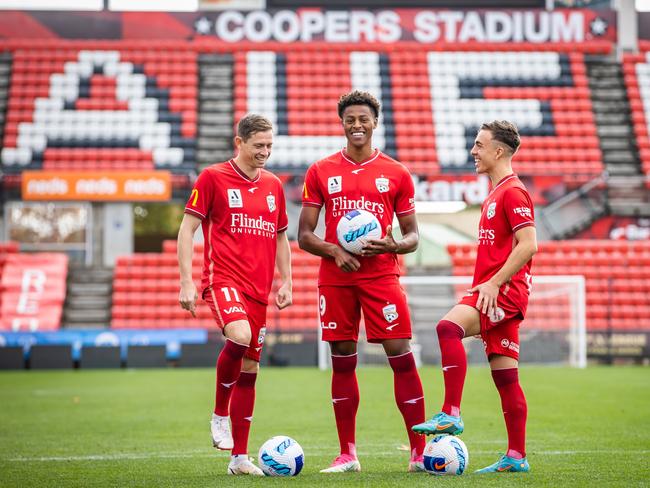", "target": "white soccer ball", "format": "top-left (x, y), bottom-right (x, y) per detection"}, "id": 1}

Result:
top-left (336, 209), bottom-right (382, 255)
top-left (422, 435), bottom-right (469, 475)
top-left (258, 436), bottom-right (304, 476)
